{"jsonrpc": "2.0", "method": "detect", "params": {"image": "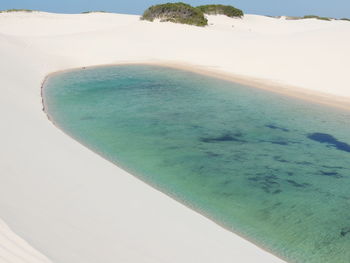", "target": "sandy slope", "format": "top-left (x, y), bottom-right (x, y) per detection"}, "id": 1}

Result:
top-left (0, 11), bottom-right (349, 263)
